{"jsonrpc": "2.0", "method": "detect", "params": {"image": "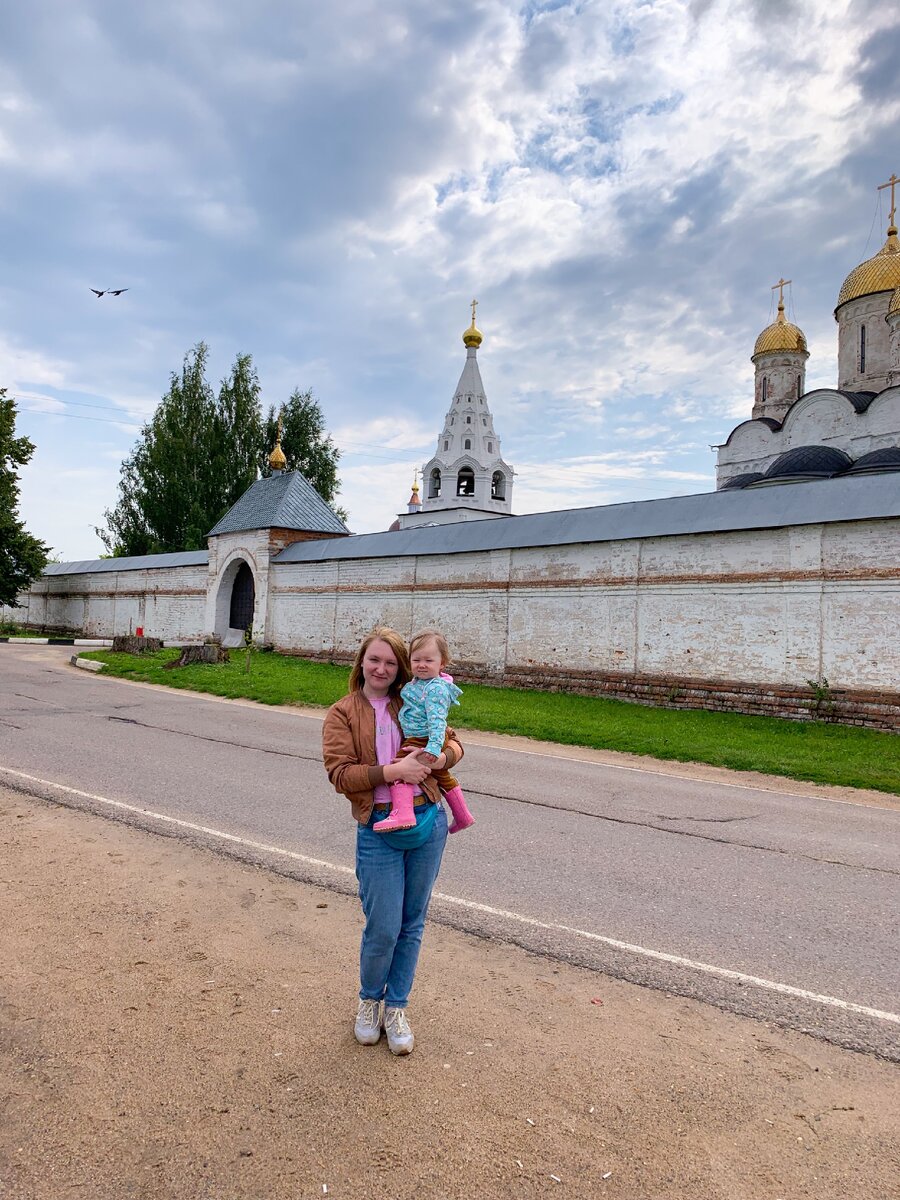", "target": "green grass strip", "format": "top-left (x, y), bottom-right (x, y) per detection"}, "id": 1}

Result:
top-left (79, 648), bottom-right (900, 795)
